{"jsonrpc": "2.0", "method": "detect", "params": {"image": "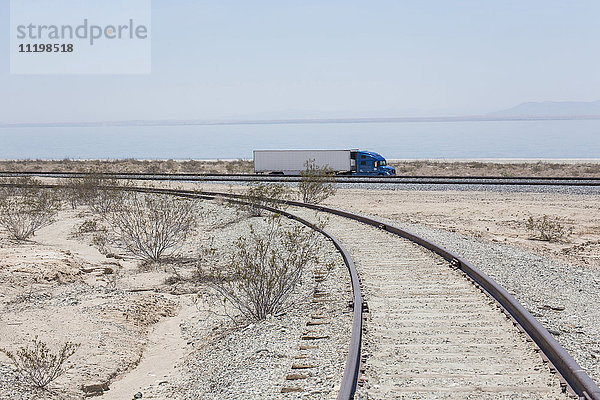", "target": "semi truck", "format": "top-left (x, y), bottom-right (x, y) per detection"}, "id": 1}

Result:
top-left (253, 149), bottom-right (396, 176)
